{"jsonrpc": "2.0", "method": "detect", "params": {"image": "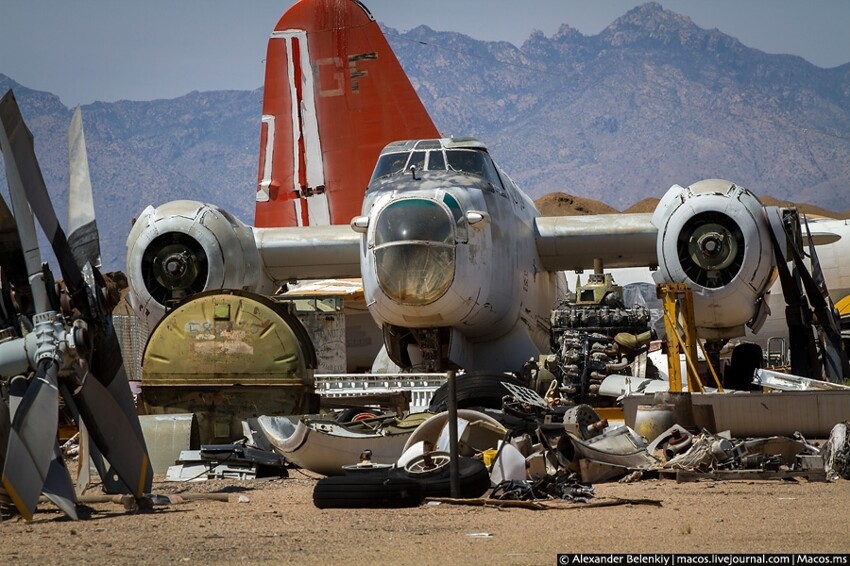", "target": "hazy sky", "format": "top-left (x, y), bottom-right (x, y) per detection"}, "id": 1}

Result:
top-left (1, 0), bottom-right (848, 107)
